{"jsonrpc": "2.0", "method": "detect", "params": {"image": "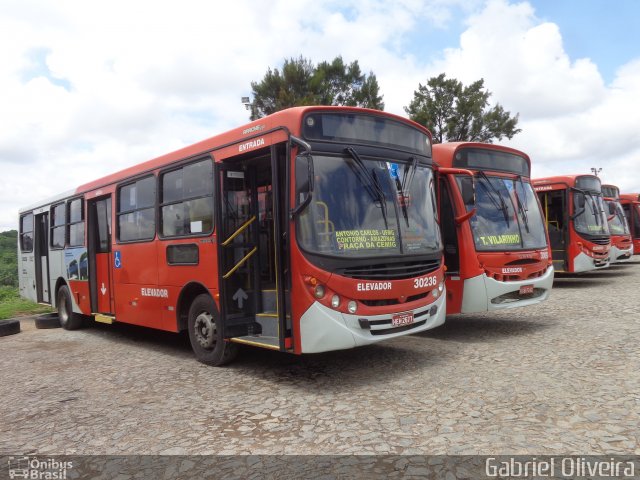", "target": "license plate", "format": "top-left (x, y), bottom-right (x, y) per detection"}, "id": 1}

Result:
top-left (392, 311), bottom-right (414, 327)
top-left (519, 285), bottom-right (534, 295)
